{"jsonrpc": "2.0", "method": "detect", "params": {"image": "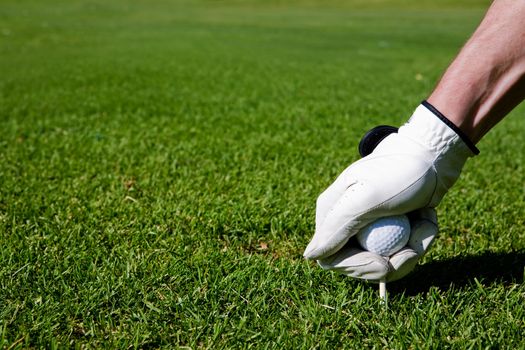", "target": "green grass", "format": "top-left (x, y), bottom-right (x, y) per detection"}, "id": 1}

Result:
top-left (1, 0), bottom-right (524, 348)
